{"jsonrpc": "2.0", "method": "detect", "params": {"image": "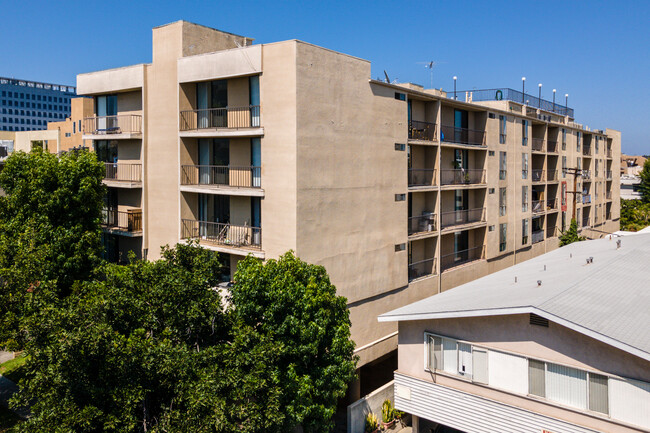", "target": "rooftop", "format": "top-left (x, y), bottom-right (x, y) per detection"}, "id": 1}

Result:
top-left (0, 77), bottom-right (75, 93)
top-left (379, 233), bottom-right (650, 362)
